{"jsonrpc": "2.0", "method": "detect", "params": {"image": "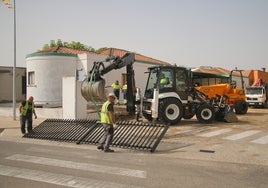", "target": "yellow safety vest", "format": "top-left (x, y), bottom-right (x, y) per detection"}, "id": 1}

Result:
top-left (21, 101), bottom-right (34, 116)
top-left (122, 84), bottom-right (127, 90)
top-left (111, 83), bottom-right (121, 90)
top-left (100, 101), bottom-right (112, 124)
